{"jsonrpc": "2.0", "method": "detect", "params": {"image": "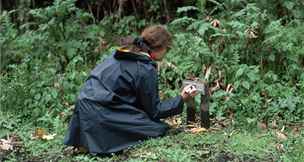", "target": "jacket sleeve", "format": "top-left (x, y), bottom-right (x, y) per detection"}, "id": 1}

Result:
top-left (136, 65), bottom-right (184, 120)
